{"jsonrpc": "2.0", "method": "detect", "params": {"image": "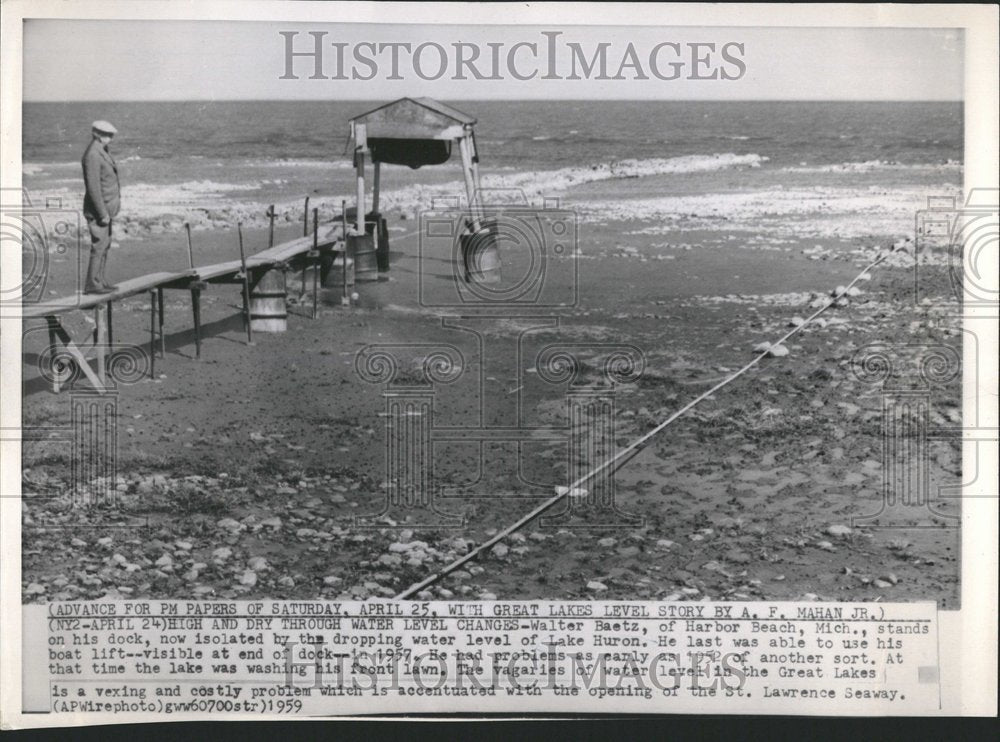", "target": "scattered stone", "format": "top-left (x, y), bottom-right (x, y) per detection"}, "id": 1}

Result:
top-left (656, 539), bottom-right (675, 550)
top-left (816, 541), bottom-right (836, 552)
top-left (261, 517), bottom-right (282, 529)
top-left (323, 575), bottom-right (342, 586)
top-left (175, 541), bottom-right (193, 551)
top-left (277, 576), bottom-right (295, 588)
top-left (597, 537), bottom-right (617, 548)
top-left (491, 543), bottom-right (509, 558)
top-left (767, 344), bottom-right (789, 358)
top-left (239, 571), bottom-right (258, 587)
top-left (826, 524), bottom-right (852, 538)
top-left (154, 554), bottom-right (173, 567)
top-left (247, 556), bottom-right (269, 572)
top-left (216, 518), bottom-right (242, 532)
top-left (873, 579), bottom-right (893, 589)
top-left (25, 583), bottom-right (46, 595)
top-left (586, 580), bottom-right (608, 592)
top-left (212, 547), bottom-right (232, 562)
